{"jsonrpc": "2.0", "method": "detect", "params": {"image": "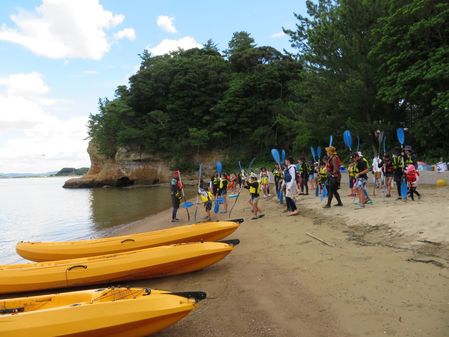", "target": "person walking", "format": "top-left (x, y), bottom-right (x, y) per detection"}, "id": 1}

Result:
top-left (353, 152), bottom-right (370, 208)
top-left (284, 157), bottom-right (299, 216)
top-left (323, 146), bottom-right (343, 208)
